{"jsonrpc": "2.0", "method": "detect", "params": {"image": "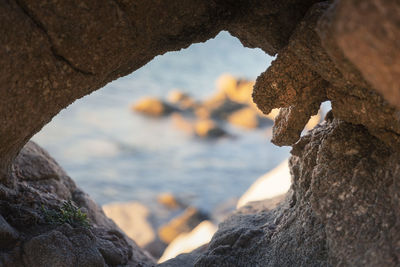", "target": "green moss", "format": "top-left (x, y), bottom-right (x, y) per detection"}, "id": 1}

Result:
top-left (42, 200), bottom-right (90, 228)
